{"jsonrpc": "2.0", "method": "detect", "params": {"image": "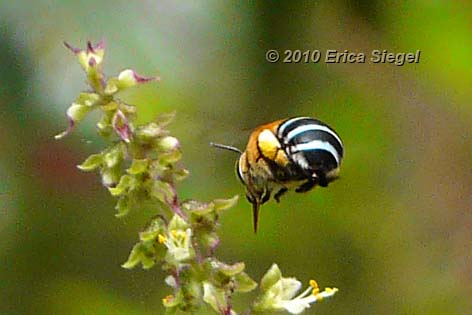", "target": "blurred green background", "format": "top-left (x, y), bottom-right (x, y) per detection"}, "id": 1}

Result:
top-left (1, 1), bottom-right (471, 314)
